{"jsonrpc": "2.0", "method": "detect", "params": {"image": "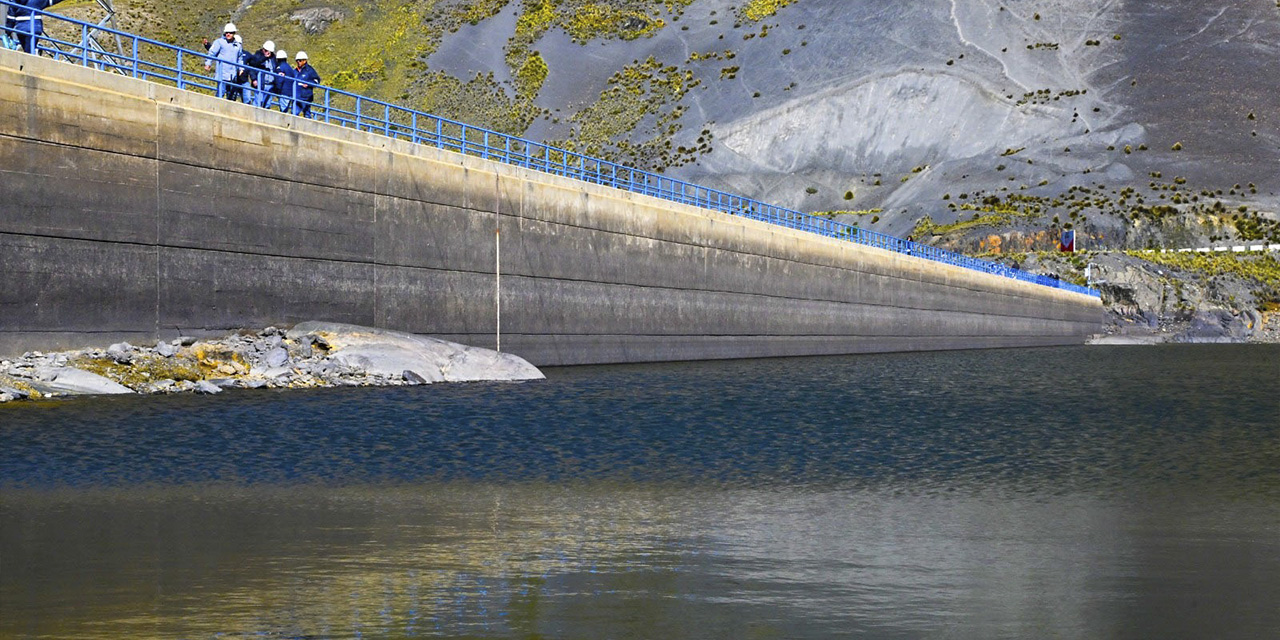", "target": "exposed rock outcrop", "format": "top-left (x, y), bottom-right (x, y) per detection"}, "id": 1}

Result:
top-left (290, 7), bottom-right (345, 35)
top-left (1000, 251), bottom-right (1280, 344)
top-left (286, 321), bottom-right (543, 384)
top-left (0, 322), bottom-right (542, 404)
